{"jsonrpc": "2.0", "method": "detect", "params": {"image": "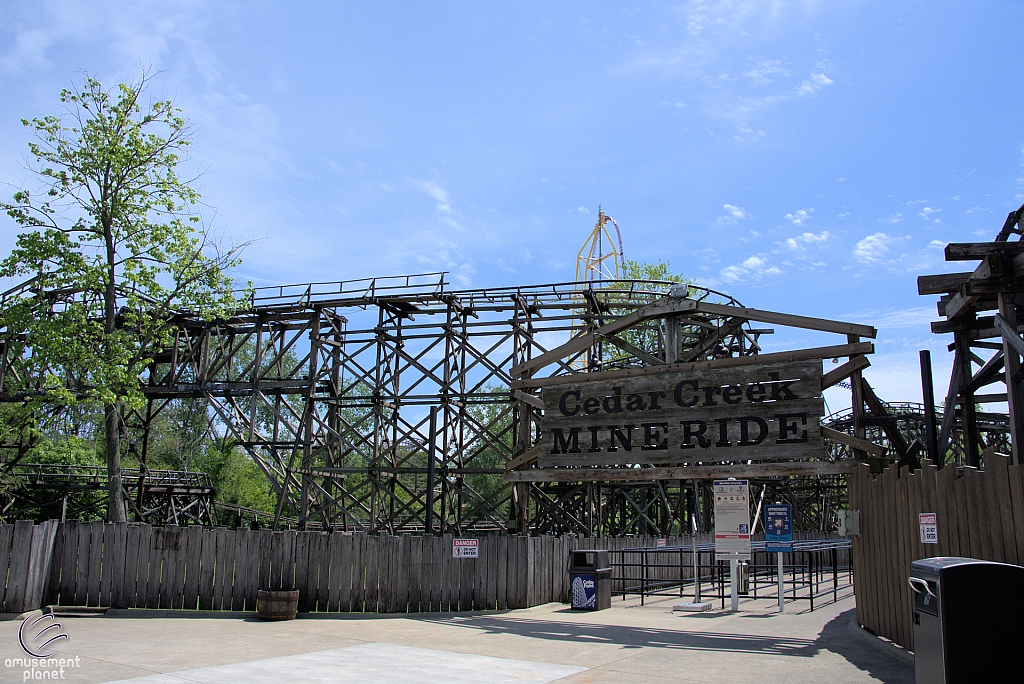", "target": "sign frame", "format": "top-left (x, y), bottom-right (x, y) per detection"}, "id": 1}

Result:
top-left (714, 479), bottom-right (751, 561)
top-left (919, 513), bottom-right (938, 544)
top-left (452, 538), bottom-right (479, 558)
top-left (539, 360), bottom-right (825, 469)
top-left (765, 503), bottom-right (794, 553)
